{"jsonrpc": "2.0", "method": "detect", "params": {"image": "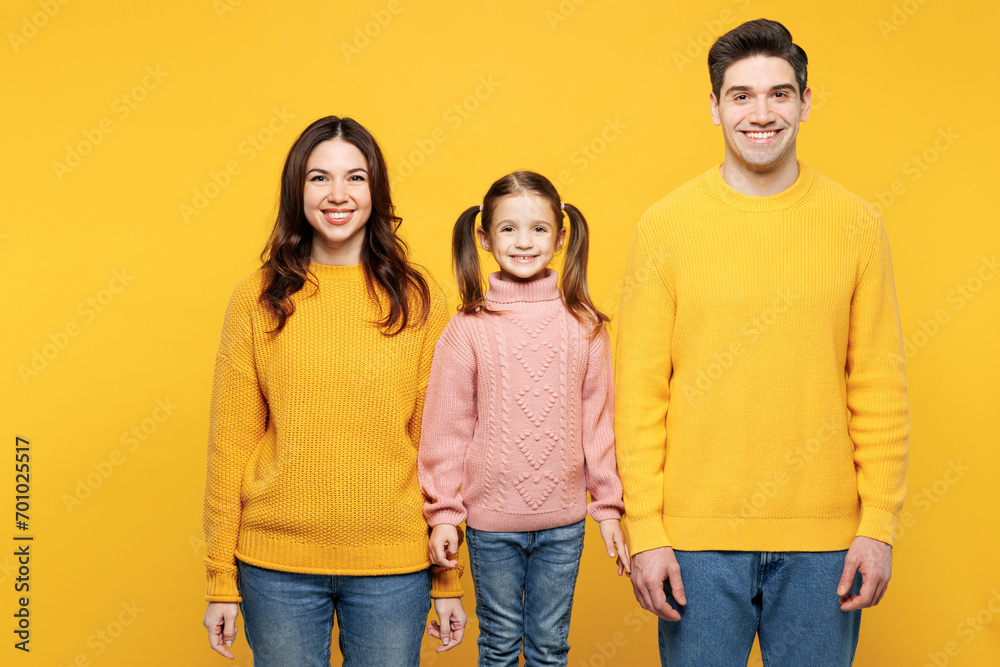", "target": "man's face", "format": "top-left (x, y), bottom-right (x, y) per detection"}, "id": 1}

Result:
top-left (710, 55), bottom-right (811, 174)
